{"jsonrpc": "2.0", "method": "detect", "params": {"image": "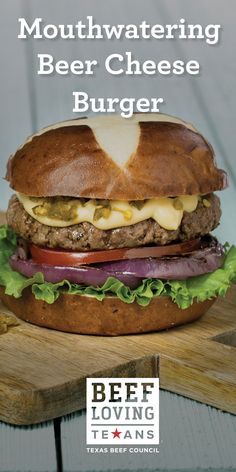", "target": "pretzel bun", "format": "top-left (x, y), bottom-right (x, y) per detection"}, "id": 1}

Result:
top-left (6, 114), bottom-right (227, 200)
top-left (0, 287), bottom-right (215, 336)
